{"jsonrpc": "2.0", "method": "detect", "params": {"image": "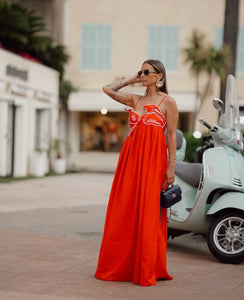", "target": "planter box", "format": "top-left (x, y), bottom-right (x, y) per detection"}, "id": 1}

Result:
top-left (53, 158), bottom-right (66, 174)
